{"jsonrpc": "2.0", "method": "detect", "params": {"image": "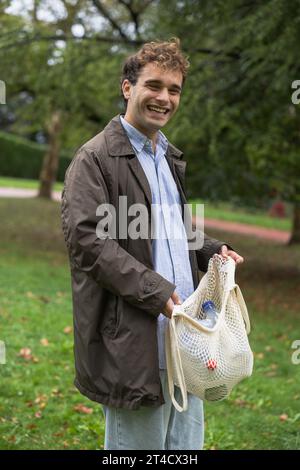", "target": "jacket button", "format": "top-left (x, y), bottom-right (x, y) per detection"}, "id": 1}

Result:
top-left (144, 284), bottom-right (154, 294)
